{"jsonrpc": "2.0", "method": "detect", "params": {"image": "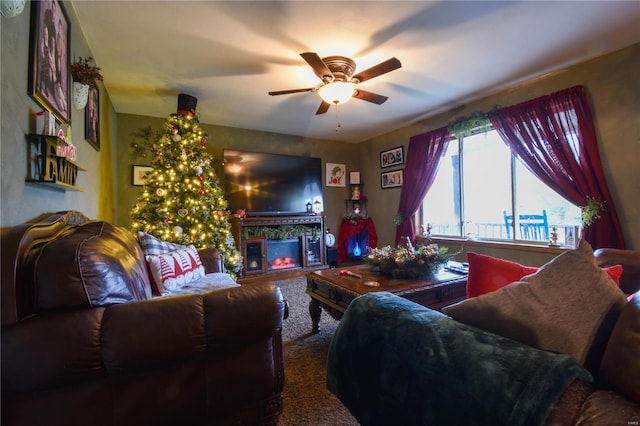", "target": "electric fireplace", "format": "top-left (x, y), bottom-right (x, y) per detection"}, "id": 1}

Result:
top-left (267, 238), bottom-right (301, 271)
